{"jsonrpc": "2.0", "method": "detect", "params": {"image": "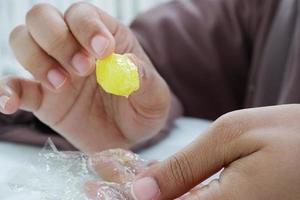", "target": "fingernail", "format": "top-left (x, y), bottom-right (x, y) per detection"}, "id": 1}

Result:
top-left (91, 35), bottom-right (109, 57)
top-left (131, 177), bottom-right (160, 200)
top-left (47, 68), bottom-right (66, 89)
top-left (72, 52), bottom-right (91, 75)
top-left (0, 95), bottom-right (10, 110)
